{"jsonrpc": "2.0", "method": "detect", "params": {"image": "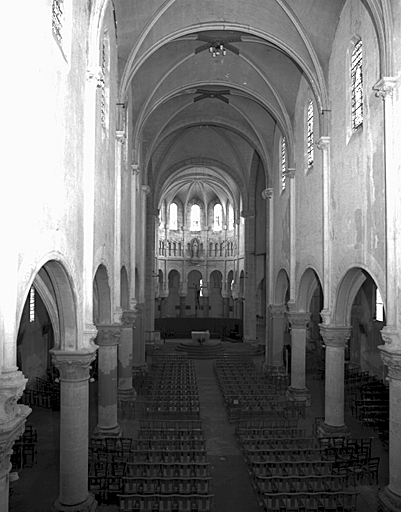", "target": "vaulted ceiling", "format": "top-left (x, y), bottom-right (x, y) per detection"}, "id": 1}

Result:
top-left (114, 0), bottom-right (348, 210)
